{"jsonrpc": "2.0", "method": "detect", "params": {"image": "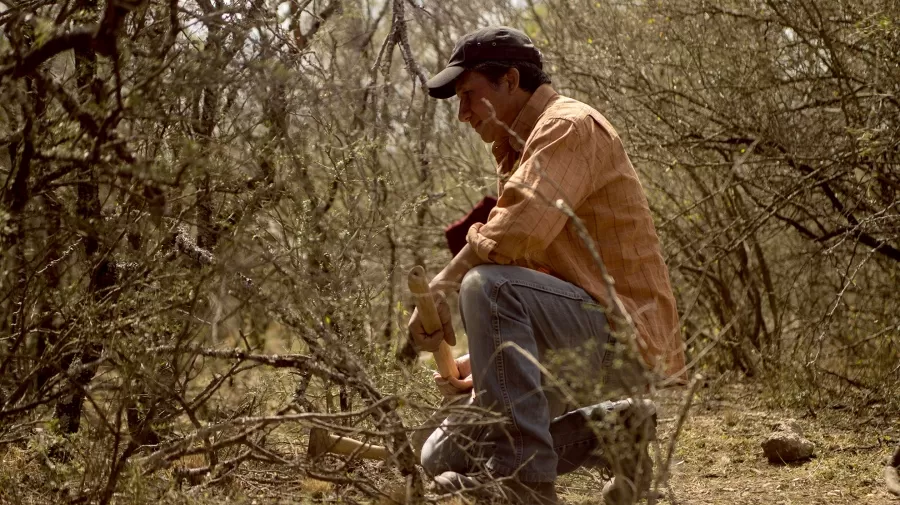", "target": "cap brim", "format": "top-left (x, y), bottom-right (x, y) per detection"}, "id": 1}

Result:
top-left (426, 65), bottom-right (465, 99)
